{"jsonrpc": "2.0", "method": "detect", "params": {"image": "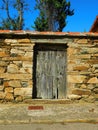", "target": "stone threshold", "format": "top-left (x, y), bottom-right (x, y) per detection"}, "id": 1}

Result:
top-left (23, 99), bottom-right (72, 104)
top-left (0, 119), bottom-right (98, 125)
